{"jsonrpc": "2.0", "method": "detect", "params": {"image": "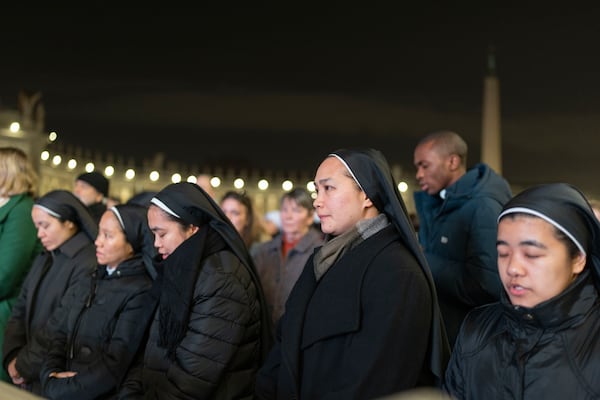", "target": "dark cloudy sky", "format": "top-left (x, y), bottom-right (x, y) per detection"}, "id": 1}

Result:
top-left (1, 4), bottom-right (599, 196)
